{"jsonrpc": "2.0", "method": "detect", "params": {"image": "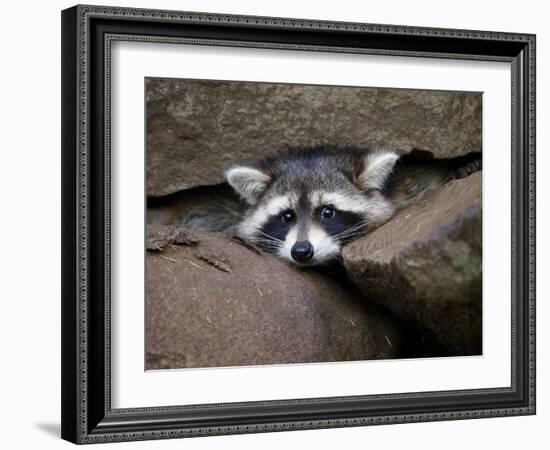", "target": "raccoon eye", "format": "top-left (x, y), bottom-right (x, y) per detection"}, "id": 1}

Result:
top-left (321, 206), bottom-right (335, 219)
top-left (281, 210), bottom-right (295, 224)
